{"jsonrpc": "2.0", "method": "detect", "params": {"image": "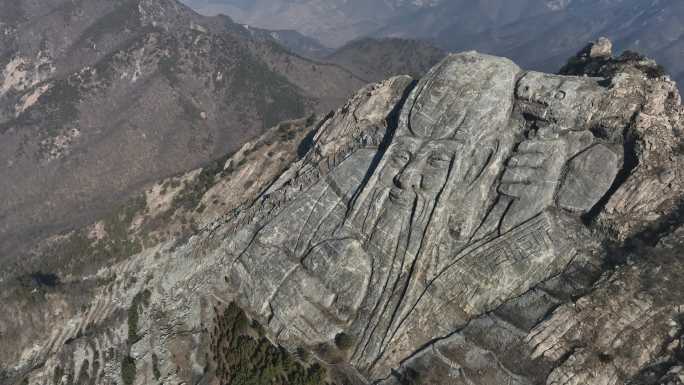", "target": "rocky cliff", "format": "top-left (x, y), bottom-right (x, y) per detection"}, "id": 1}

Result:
top-left (1, 40), bottom-right (683, 385)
